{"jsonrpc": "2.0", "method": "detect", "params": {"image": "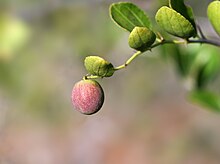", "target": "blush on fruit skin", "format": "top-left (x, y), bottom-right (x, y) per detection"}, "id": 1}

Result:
top-left (71, 80), bottom-right (104, 115)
